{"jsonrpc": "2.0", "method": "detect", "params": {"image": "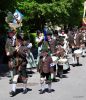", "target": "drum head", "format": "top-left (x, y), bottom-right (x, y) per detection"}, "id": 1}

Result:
top-left (74, 49), bottom-right (82, 56)
top-left (58, 58), bottom-right (67, 63)
top-left (74, 49), bottom-right (82, 54)
top-left (52, 56), bottom-right (58, 62)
